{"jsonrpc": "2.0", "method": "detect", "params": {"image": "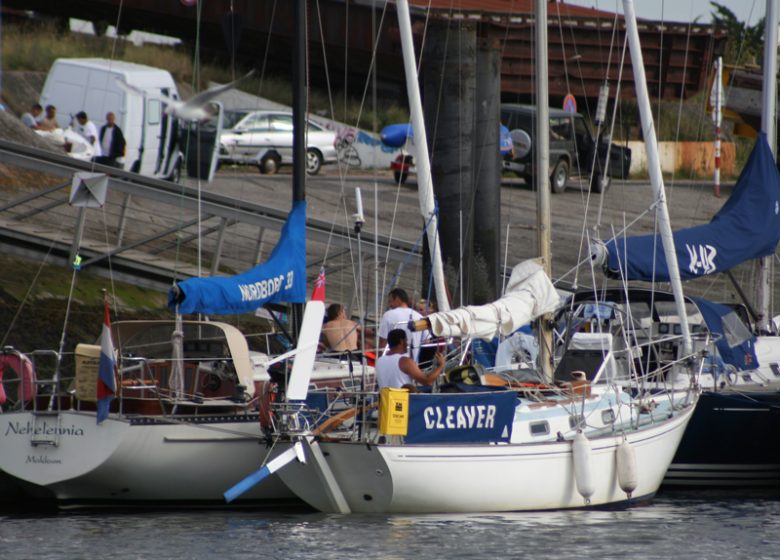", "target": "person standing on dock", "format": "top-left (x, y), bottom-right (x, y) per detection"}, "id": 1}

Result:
top-left (94, 112), bottom-right (126, 168)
